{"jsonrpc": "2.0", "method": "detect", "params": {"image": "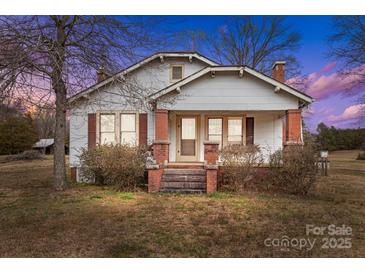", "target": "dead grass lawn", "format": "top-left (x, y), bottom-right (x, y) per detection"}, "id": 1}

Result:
top-left (0, 151), bottom-right (364, 257)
